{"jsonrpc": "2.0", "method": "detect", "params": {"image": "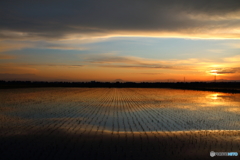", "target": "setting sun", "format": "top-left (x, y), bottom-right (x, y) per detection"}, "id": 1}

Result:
top-left (210, 70), bottom-right (218, 75)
